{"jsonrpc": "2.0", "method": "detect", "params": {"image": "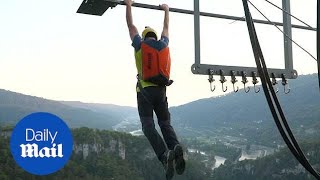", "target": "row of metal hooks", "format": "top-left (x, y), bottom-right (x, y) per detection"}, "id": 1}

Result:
top-left (208, 70), bottom-right (291, 94)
